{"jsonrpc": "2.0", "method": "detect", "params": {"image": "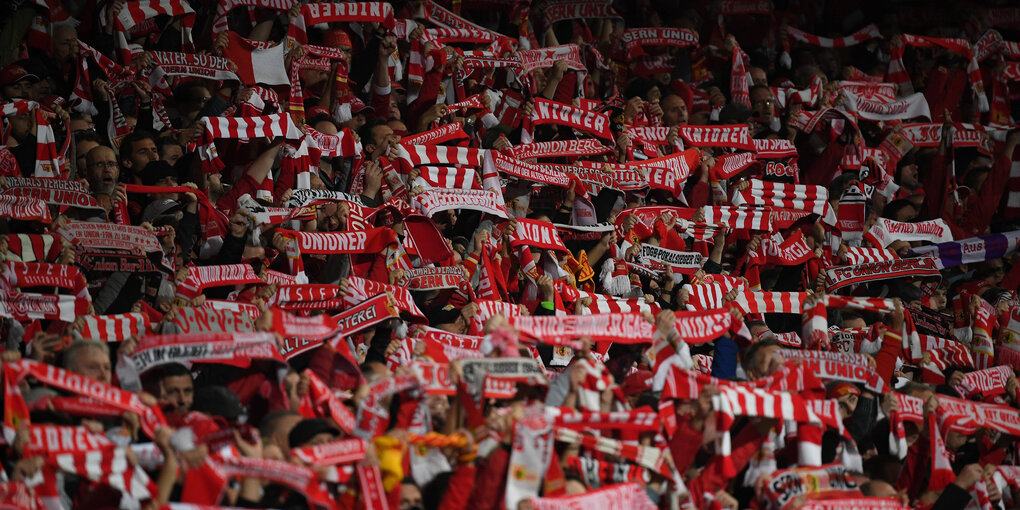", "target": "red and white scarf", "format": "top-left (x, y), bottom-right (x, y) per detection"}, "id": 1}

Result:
top-left (401, 122), bottom-right (469, 146)
top-left (524, 98), bottom-right (614, 142)
top-left (825, 256), bottom-right (940, 292)
top-left (733, 180), bottom-right (836, 225)
top-left (865, 218), bottom-right (953, 247)
top-left (417, 165), bottom-right (478, 190)
top-left (677, 125), bottom-right (755, 151)
top-left (4, 359), bottom-right (166, 437)
top-left (506, 410), bottom-right (554, 509)
top-left (620, 28), bottom-right (698, 59)
top-left (412, 188), bottom-right (509, 218)
top-left (840, 91), bottom-right (932, 121)
top-left (509, 313), bottom-right (654, 344)
top-left (702, 205), bottom-right (773, 232)
top-left (507, 139), bottom-right (612, 160)
top-left (175, 264), bottom-right (263, 300)
top-left (779, 350), bottom-right (886, 393)
top-left (890, 34), bottom-right (988, 111)
top-left (131, 332), bottom-right (282, 373)
top-left (49, 446), bottom-right (157, 501)
top-left (400, 144), bottom-right (484, 167)
top-left (527, 482), bottom-right (657, 510)
top-left (150, 51), bottom-right (239, 82)
top-left (78, 313), bottom-right (151, 342)
top-left (200, 113), bottom-right (302, 172)
top-left (786, 24), bottom-right (882, 48)
top-left (278, 227), bottom-right (398, 255)
top-left (492, 151), bottom-right (572, 188)
top-left (763, 464), bottom-right (861, 509)
top-left (287, 2), bottom-right (395, 45)
top-left (843, 246), bottom-right (898, 265)
top-left (531, 0), bottom-right (620, 37)
top-left (110, 0), bottom-right (195, 64)
top-left (730, 290), bottom-right (807, 314)
top-left (0, 177), bottom-right (102, 211)
top-left (937, 393), bottom-right (1020, 436)
top-left (954, 365), bottom-right (1012, 399)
